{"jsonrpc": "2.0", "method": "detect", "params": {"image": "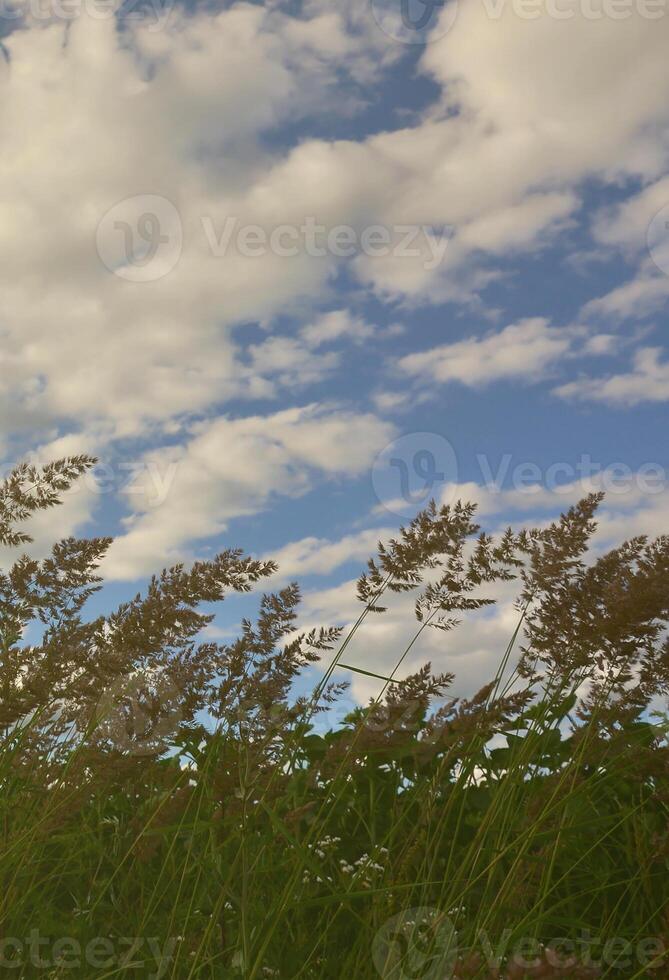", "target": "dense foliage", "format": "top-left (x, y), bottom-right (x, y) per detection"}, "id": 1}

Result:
top-left (1, 458), bottom-right (668, 978)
